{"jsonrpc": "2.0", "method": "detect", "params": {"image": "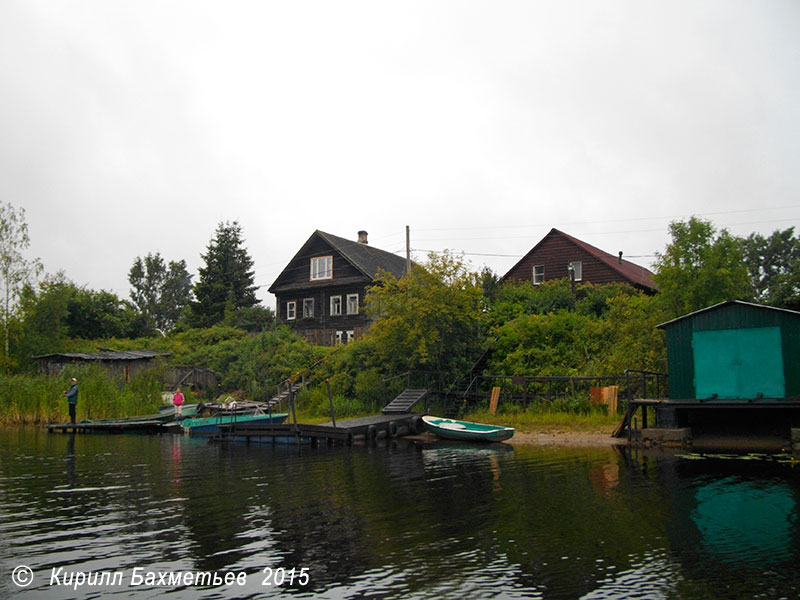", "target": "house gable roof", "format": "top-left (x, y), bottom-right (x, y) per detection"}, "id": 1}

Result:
top-left (503, 228), bottom-right (658, 292)
top-left (269, 230), bottom-right (407, 293)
